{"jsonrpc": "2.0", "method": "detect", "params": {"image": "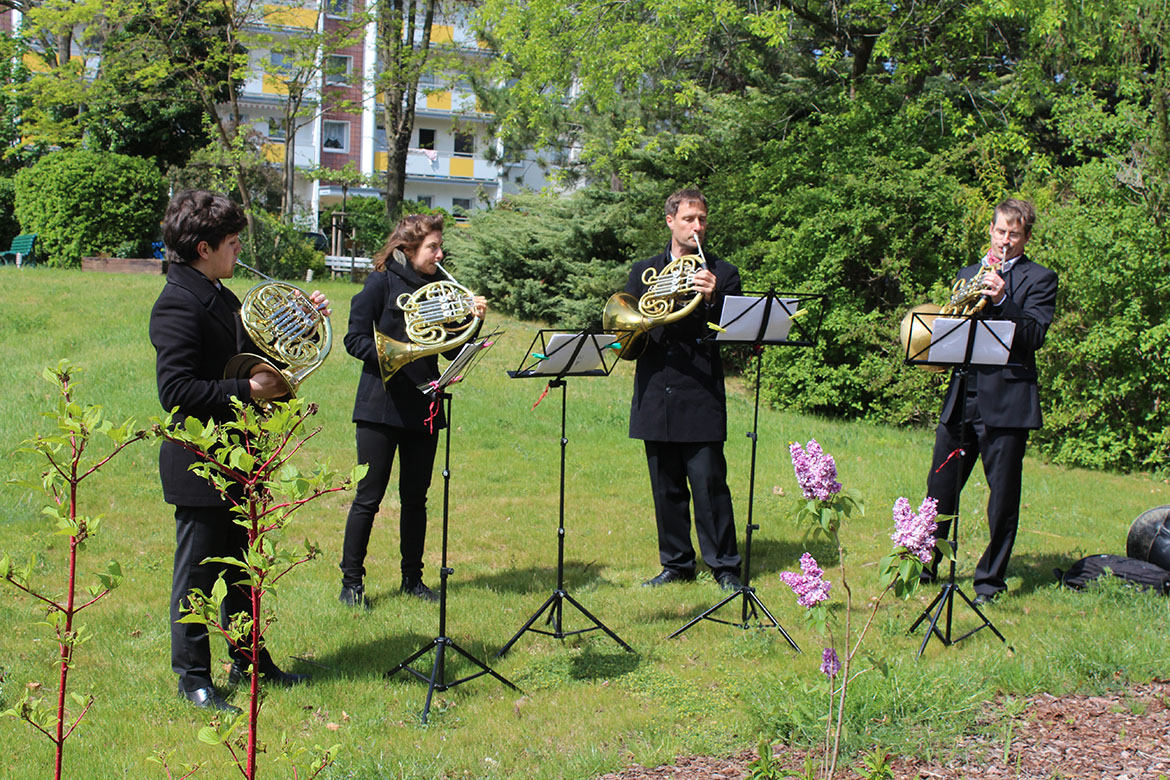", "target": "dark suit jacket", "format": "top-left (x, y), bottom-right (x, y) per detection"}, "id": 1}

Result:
top-left (150, 262), bottom-right (257, 507)
top-left (625, 243), bottom-right (742, 442)
top-left (937, 254), bottom-right (1058, 429)
top-left (344, 261), bottom-right (451, 431)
